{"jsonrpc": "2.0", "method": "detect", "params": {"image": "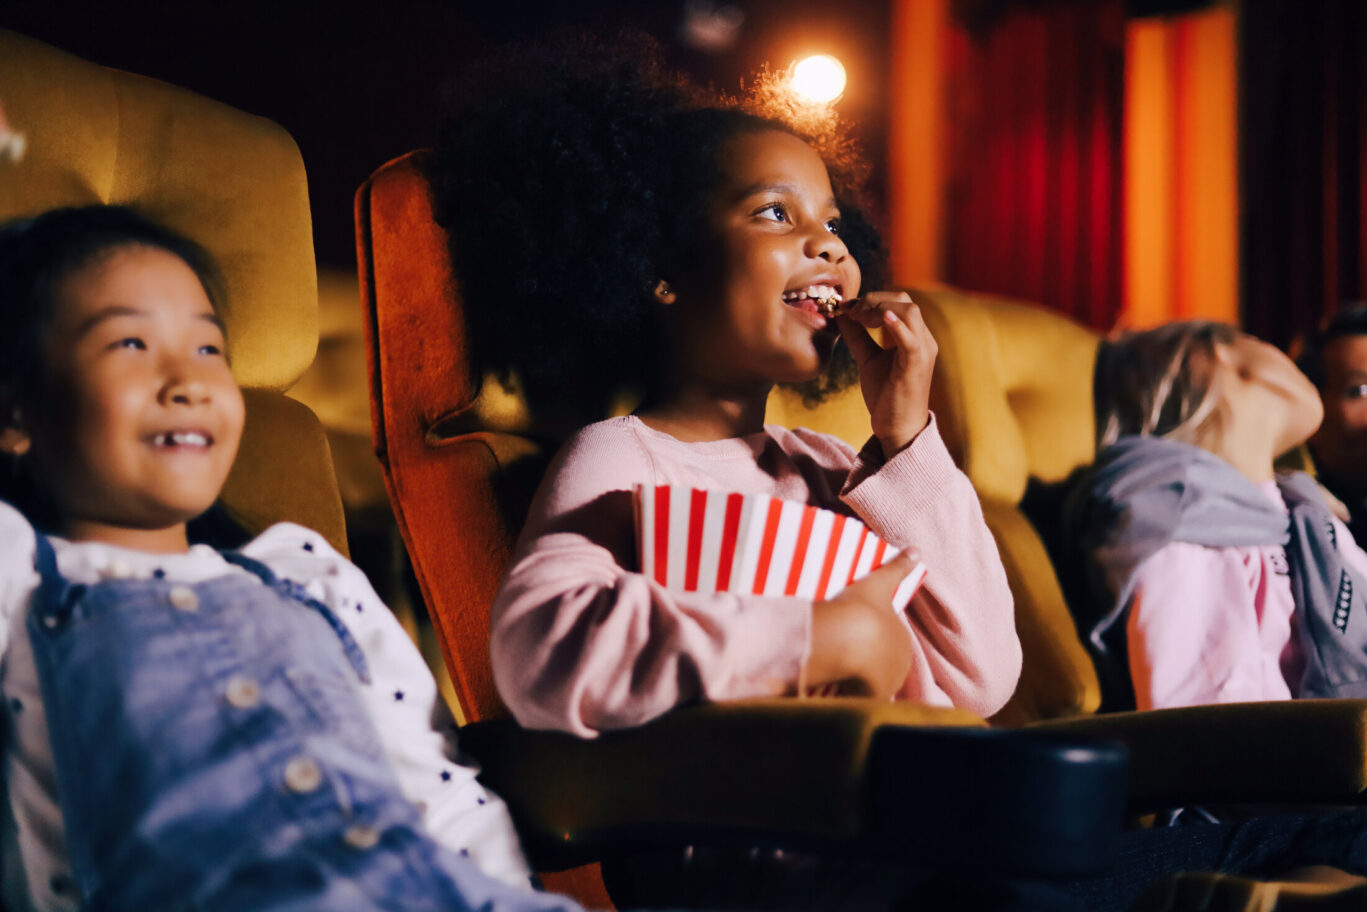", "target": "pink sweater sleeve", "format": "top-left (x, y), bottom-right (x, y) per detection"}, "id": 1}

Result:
top-left (1126, 543), bottom-right (1293, 710)
top-left (492, 416), bottom-right (1021, 734)
top-left (490, 426), bottom-right (812, 736)
top-left (836, 418), bottom-right (1021, 717)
